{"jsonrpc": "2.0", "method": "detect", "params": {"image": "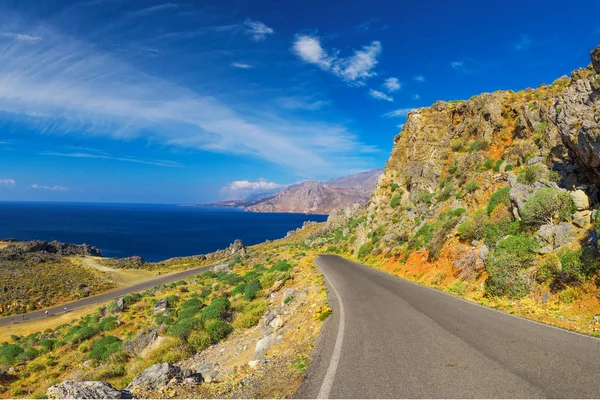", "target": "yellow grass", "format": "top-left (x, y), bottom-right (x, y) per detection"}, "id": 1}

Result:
top-left (73, 257), bottom-right (156, 287)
